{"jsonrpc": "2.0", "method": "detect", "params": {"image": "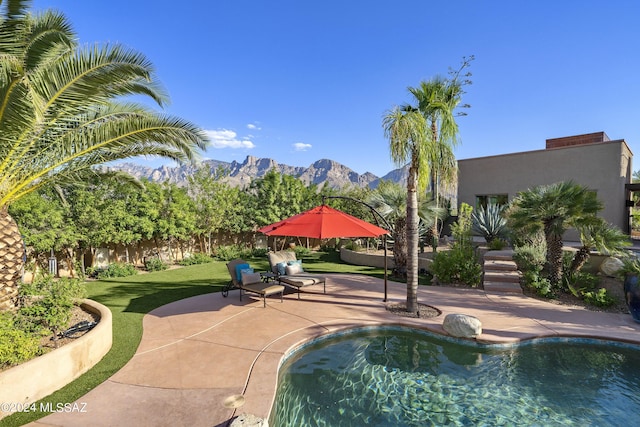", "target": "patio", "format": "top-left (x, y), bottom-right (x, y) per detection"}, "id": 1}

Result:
top-left (30, 273), bottom-right (640, 427)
